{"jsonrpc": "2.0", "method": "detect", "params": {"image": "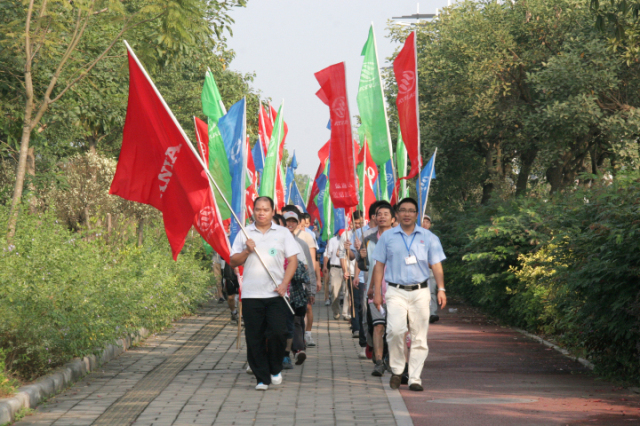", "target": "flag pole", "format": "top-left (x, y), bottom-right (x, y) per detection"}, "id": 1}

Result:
top-left (124, 41), bottom-right (294, 314)
top-left (420, 148), bottom-right (437, 224)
